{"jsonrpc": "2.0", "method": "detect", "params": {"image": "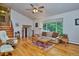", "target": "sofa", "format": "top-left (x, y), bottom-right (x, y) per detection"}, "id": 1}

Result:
top-left (39, 32), bottom-right (60, 43)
